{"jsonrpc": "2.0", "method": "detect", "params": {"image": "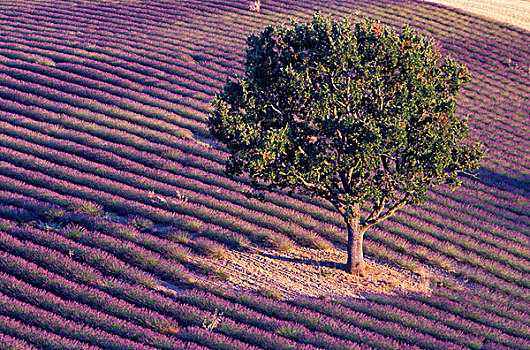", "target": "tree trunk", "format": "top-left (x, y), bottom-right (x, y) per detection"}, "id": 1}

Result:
top-left (345, 207), bottom-right (365, 276)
